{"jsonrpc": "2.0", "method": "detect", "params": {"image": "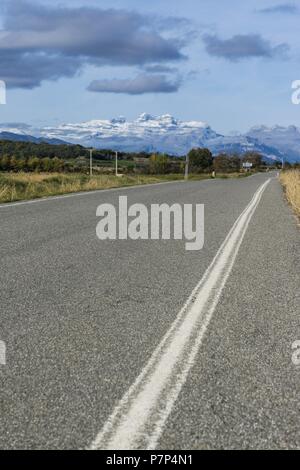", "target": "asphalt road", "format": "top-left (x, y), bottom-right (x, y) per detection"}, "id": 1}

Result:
top-left (0, 172), bottom-right (299, 449)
